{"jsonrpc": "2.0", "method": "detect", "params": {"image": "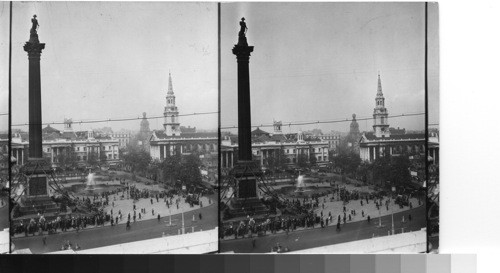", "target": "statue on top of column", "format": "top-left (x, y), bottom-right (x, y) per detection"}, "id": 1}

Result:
top-left (30, 15), bottom-right (39, 35)
top-left (239, 17), bottom-right (247, 37)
